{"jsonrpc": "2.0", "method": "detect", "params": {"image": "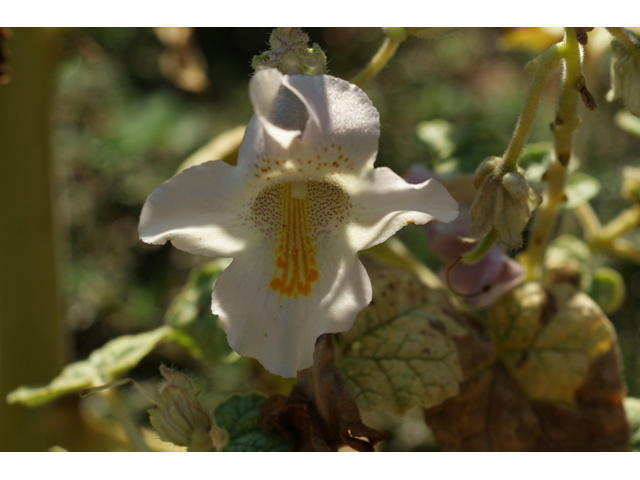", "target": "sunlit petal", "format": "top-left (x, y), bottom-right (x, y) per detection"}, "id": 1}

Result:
top-left (347, 167), bottom-right (458, 251)
top-left (139, 160), bottom-right (250, 256)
